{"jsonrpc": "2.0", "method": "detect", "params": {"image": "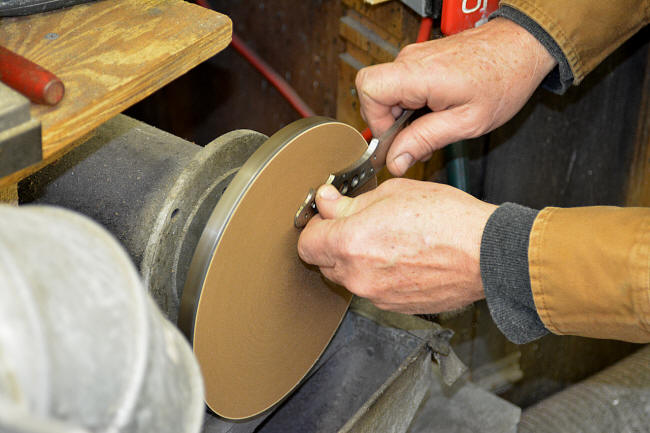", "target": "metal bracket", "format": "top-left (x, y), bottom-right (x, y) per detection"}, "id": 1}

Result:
top-left (0, 82), bottom-right (42, 178)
